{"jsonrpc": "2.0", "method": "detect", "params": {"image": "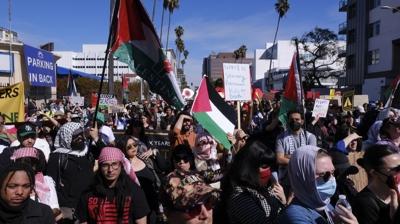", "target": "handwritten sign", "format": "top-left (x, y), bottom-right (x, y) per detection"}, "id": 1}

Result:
top-left (312, 99), bottom-right (330, 118)
top-left (223, 63), bottom-right (251, 101)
